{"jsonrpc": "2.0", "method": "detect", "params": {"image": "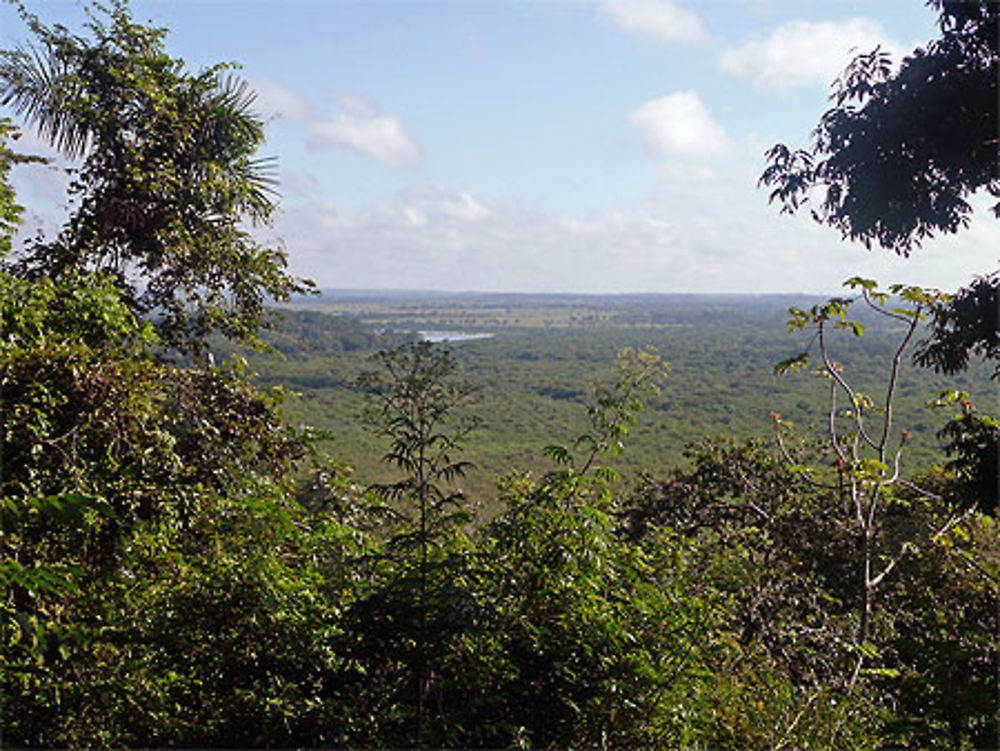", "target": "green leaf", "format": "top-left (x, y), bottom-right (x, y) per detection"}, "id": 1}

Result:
top-left (775, 352), bottom-right (811, 374)
top-left (543, 444), bottom-right (574, 466)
